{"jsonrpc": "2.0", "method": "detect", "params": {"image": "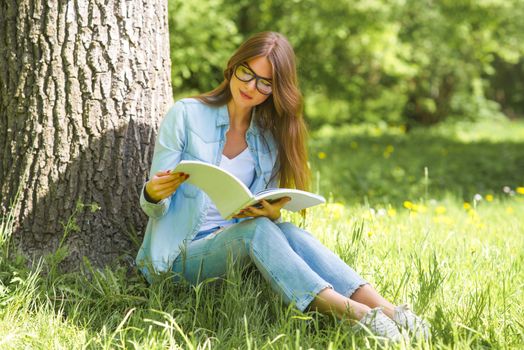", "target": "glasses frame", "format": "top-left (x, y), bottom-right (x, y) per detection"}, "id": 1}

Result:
top-left (233, 63), bottom-right (273, 95)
